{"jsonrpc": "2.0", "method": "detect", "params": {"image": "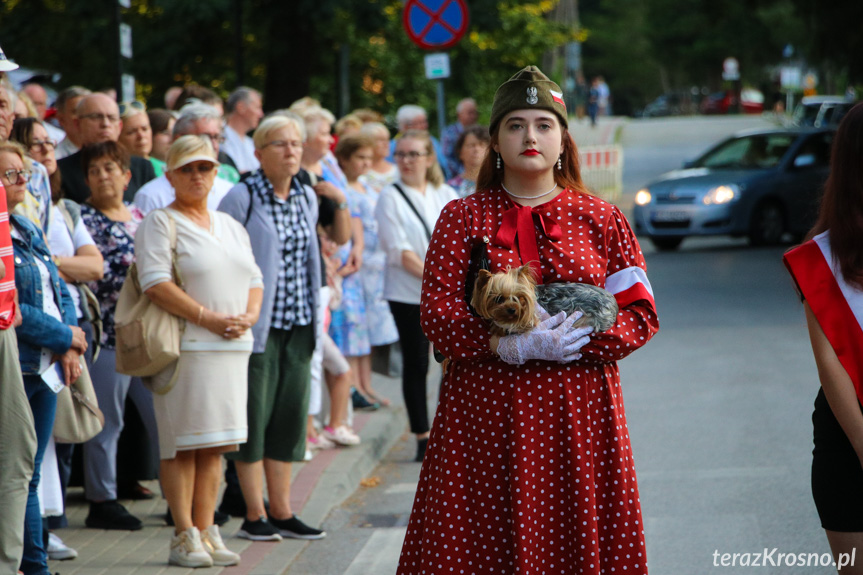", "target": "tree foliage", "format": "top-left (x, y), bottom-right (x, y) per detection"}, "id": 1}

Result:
top-left (0, 0), bottom-right (859, 120)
